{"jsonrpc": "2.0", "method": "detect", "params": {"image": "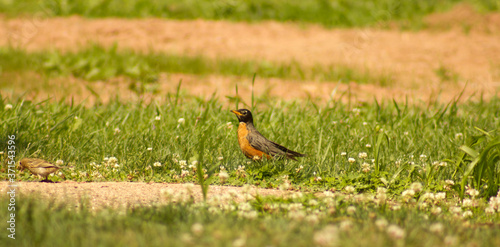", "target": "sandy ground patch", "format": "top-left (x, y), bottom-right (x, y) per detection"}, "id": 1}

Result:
top-left (2, 71), bottom-right (486, 106)
top-left (0, 181), bottom-right (291, 210)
